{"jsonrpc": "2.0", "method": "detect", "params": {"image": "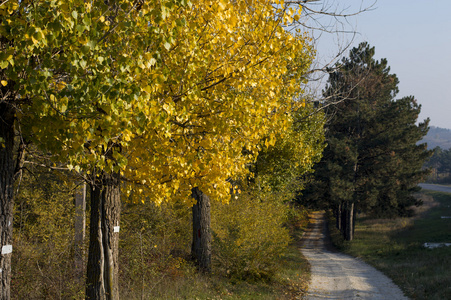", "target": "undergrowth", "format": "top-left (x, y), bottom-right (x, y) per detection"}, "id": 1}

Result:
top-left (12, 165), bottom-right (312, 299)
